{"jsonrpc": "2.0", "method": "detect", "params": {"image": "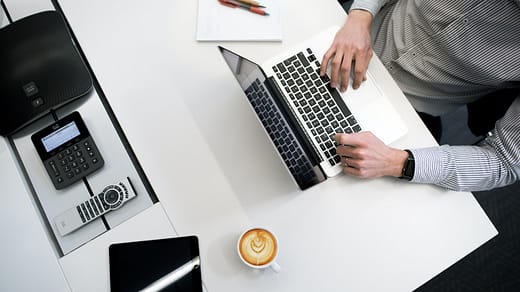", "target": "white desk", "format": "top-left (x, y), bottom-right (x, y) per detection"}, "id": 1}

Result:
top-left (1, 0), bottom-right (498, 291)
